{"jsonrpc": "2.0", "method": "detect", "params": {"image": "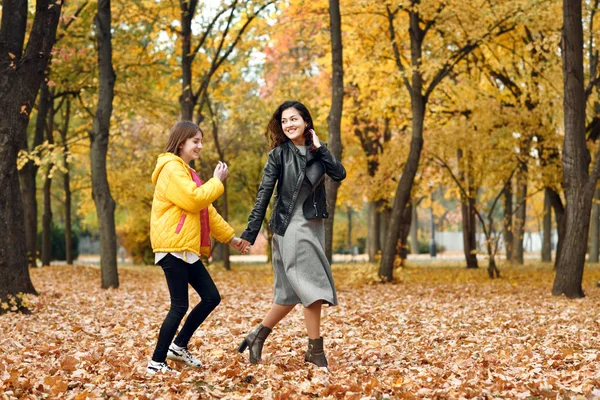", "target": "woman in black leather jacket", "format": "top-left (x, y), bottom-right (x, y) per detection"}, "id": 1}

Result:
top-left (238, 100), bottom-right (346, 370)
